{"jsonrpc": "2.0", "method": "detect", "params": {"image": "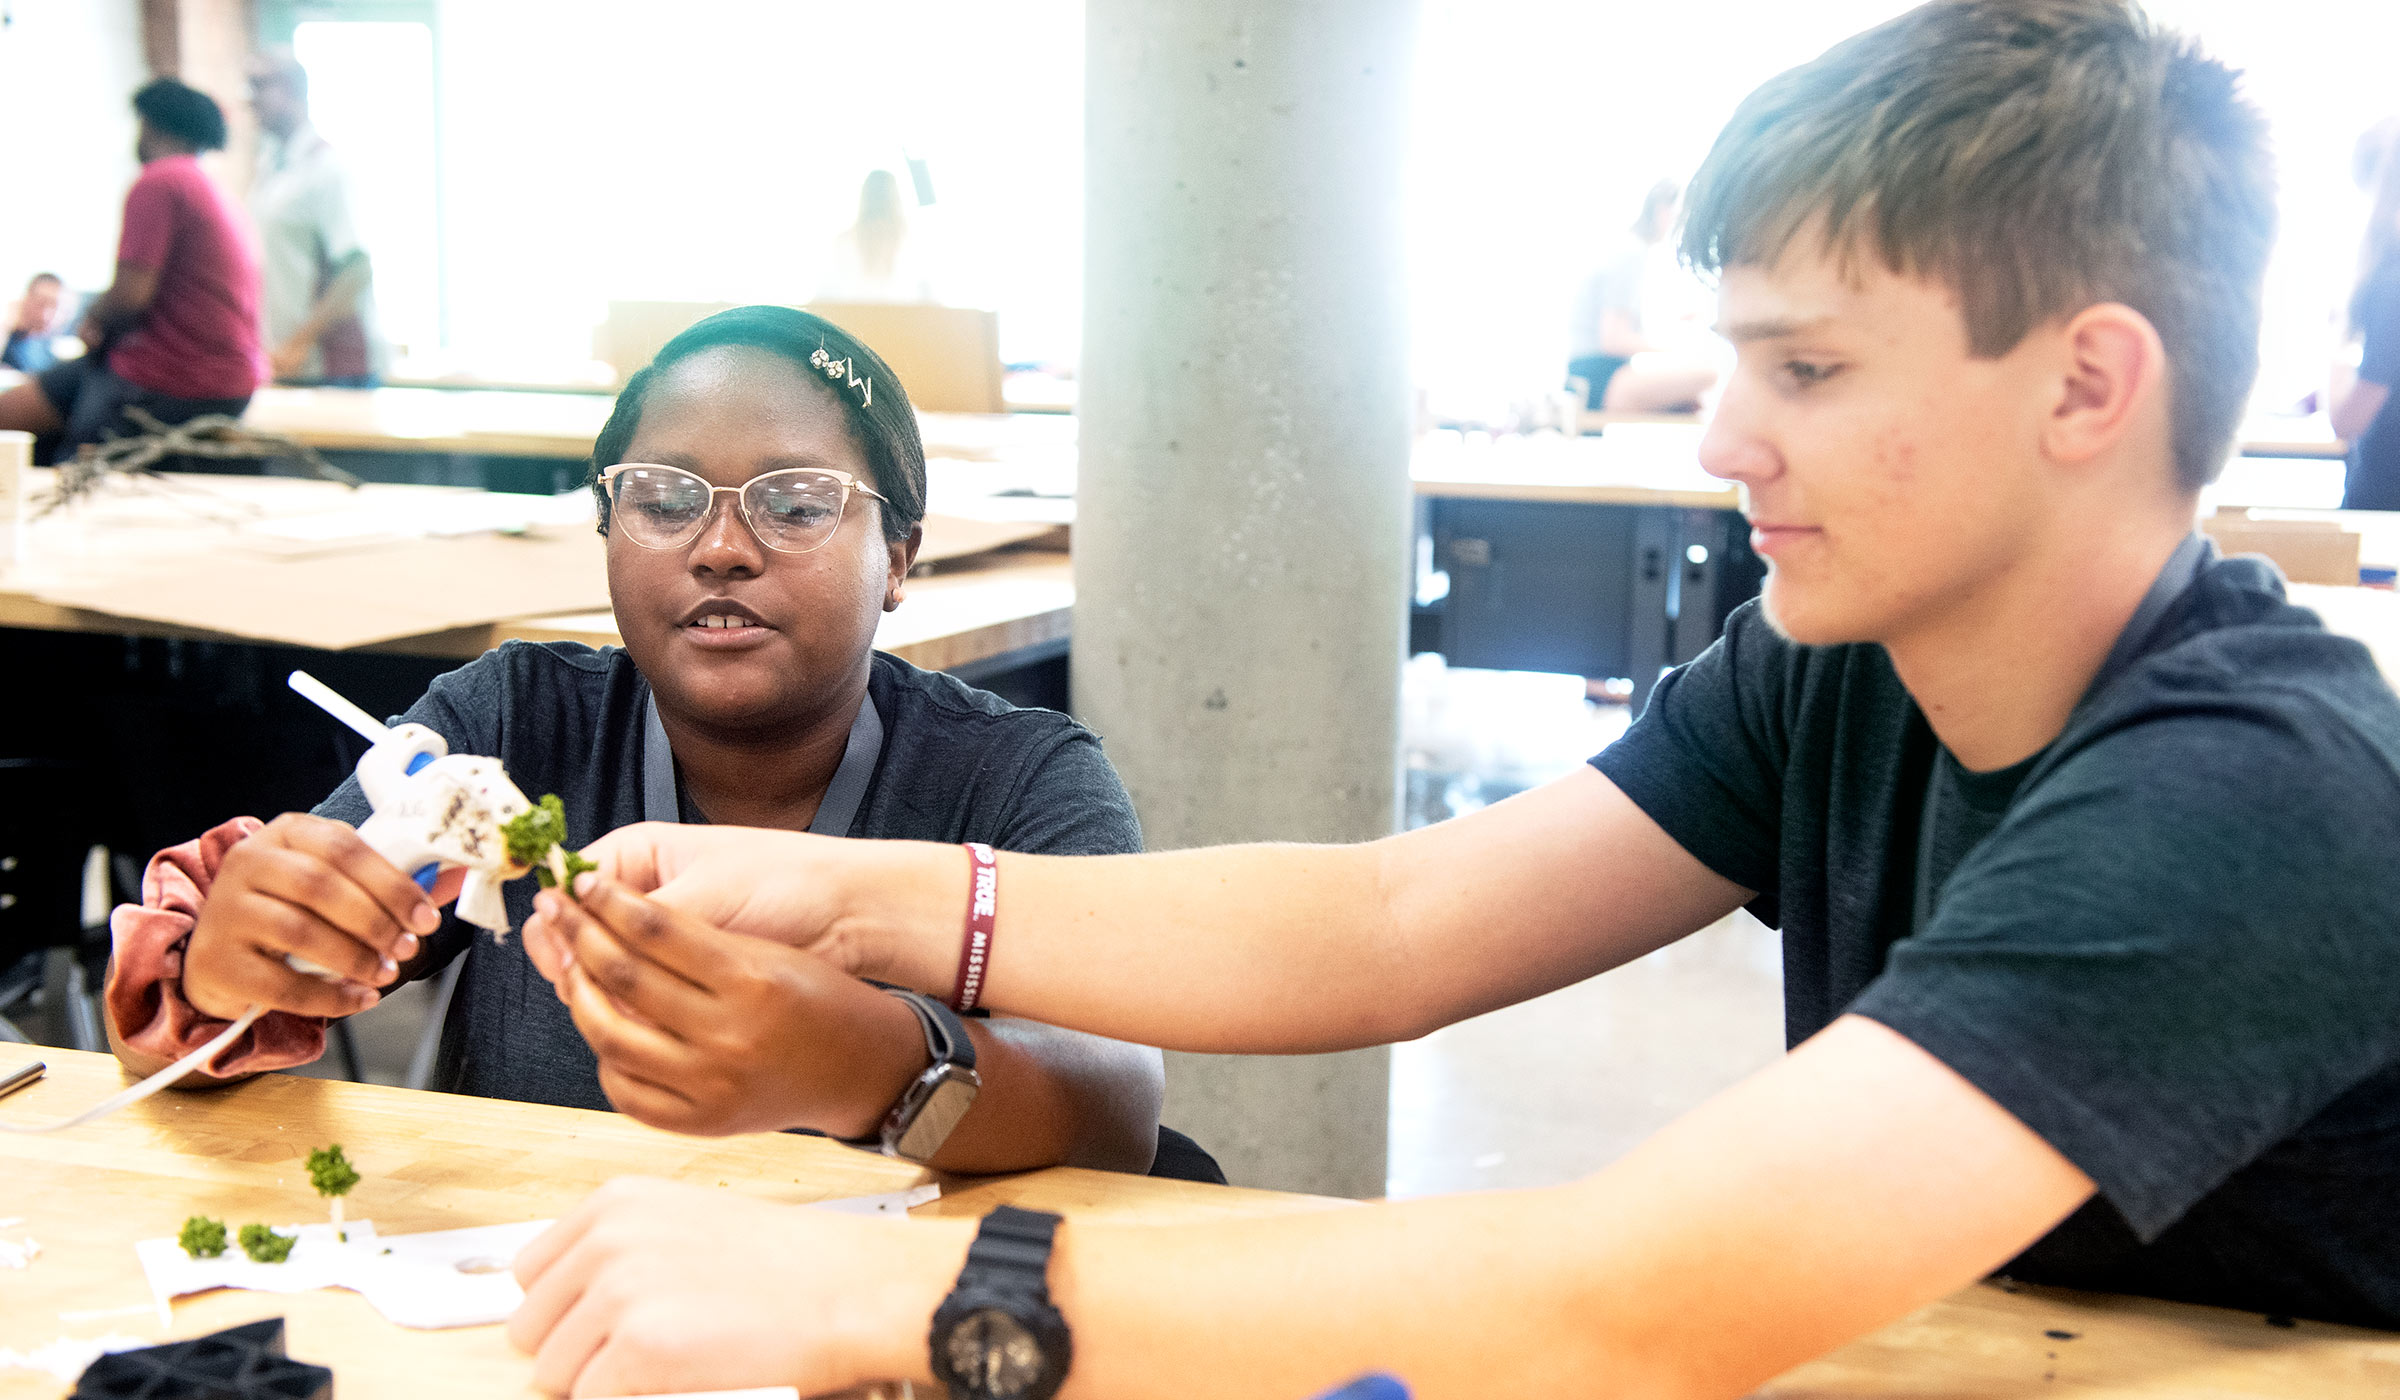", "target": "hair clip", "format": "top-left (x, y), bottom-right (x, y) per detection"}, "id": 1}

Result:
top-left (810, 342), bottom-right (874, 409)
